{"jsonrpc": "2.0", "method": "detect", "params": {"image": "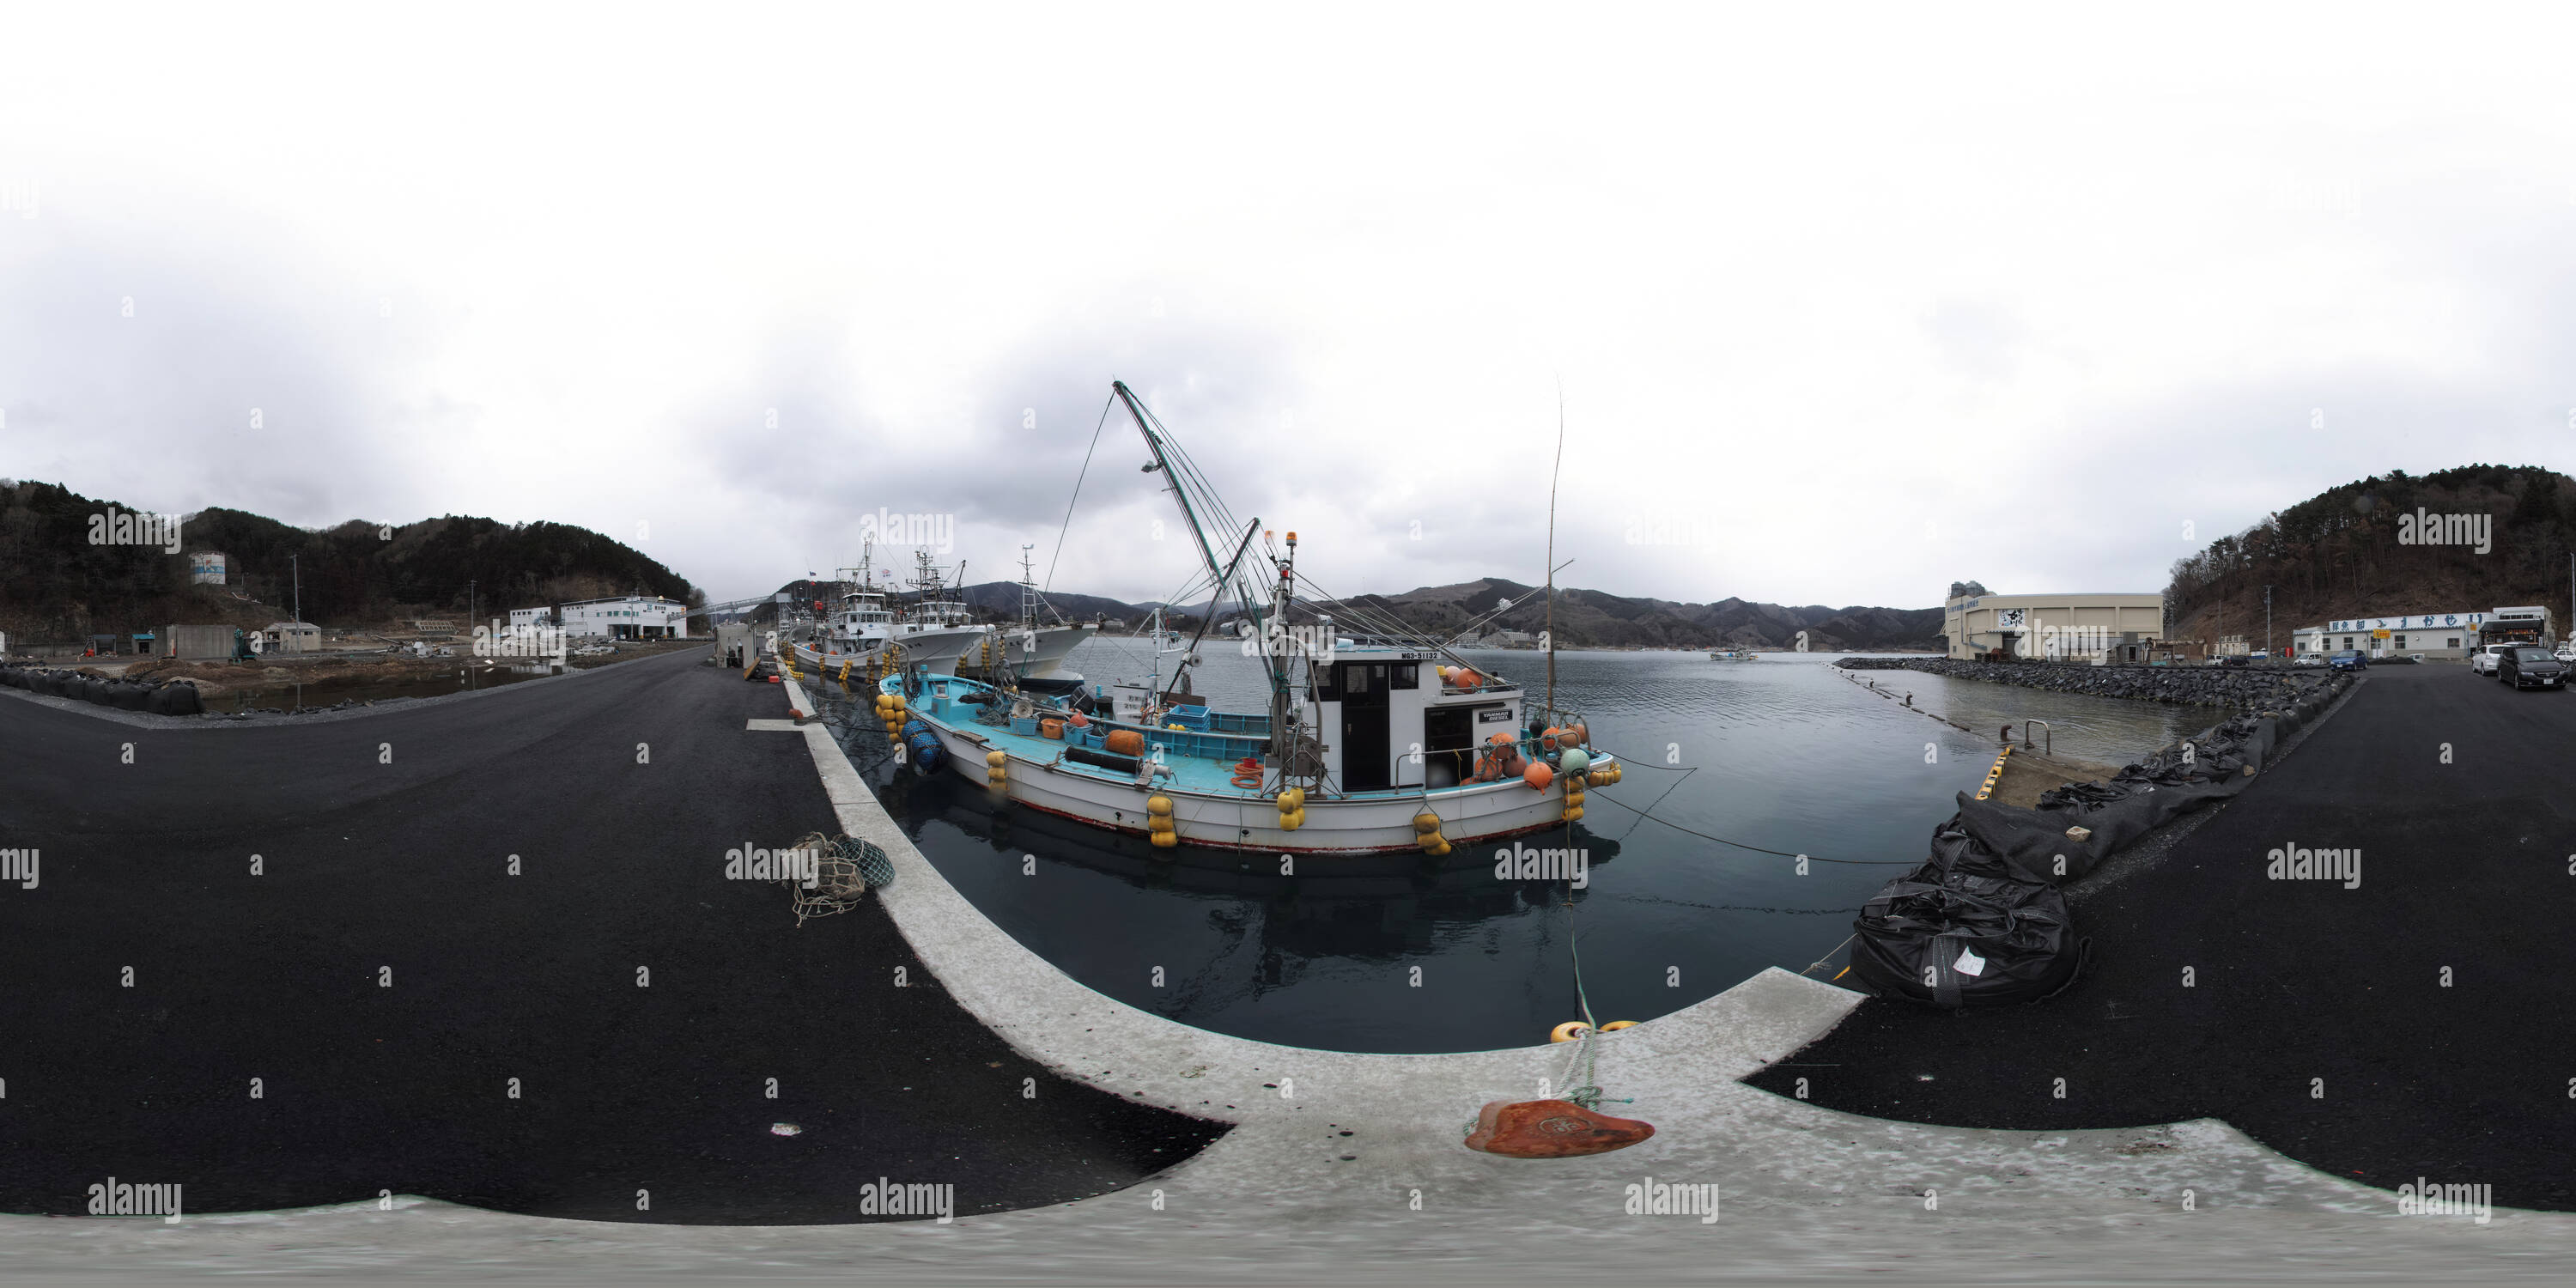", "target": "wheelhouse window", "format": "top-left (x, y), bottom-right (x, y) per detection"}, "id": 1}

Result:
top-left (1392, 662), bottom-right (1419, 690)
